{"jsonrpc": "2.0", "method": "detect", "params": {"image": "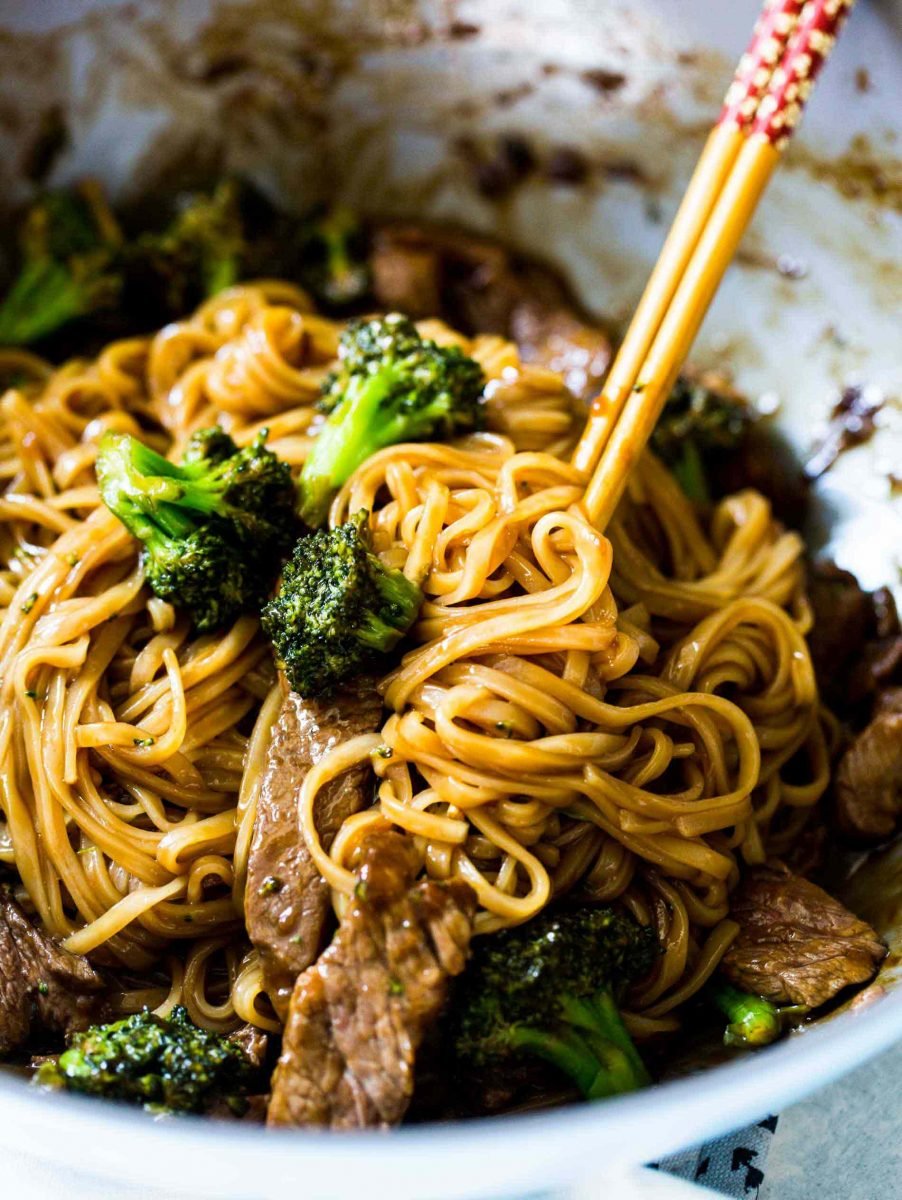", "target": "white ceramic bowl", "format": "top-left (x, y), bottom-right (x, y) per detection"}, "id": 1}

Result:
top-left (0, 1), bottom-right (899, 1195)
